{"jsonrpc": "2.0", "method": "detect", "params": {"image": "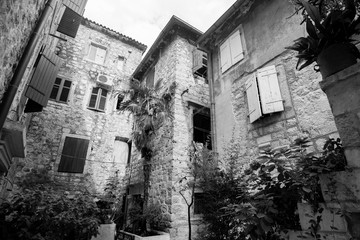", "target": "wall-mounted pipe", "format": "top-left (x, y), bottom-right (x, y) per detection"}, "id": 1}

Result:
top-left (0, 0), bottom-right (55, 131)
